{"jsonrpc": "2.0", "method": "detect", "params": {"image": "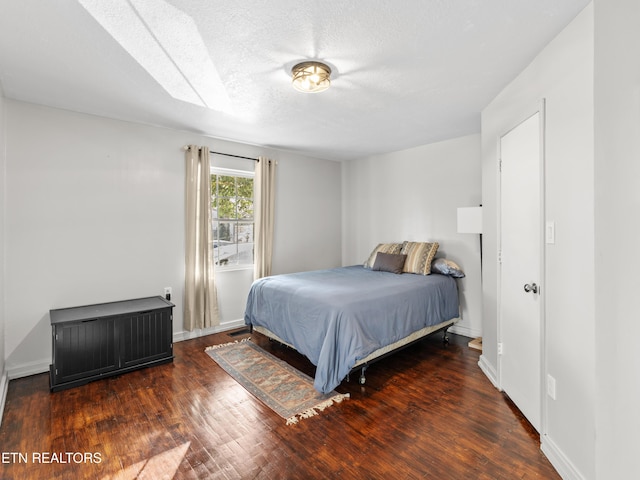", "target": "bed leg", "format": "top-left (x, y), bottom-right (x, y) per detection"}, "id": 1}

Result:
top-left (442, 328), bottom-right (450, 345)
top-left (359, 365), bottom-right (368, 385)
